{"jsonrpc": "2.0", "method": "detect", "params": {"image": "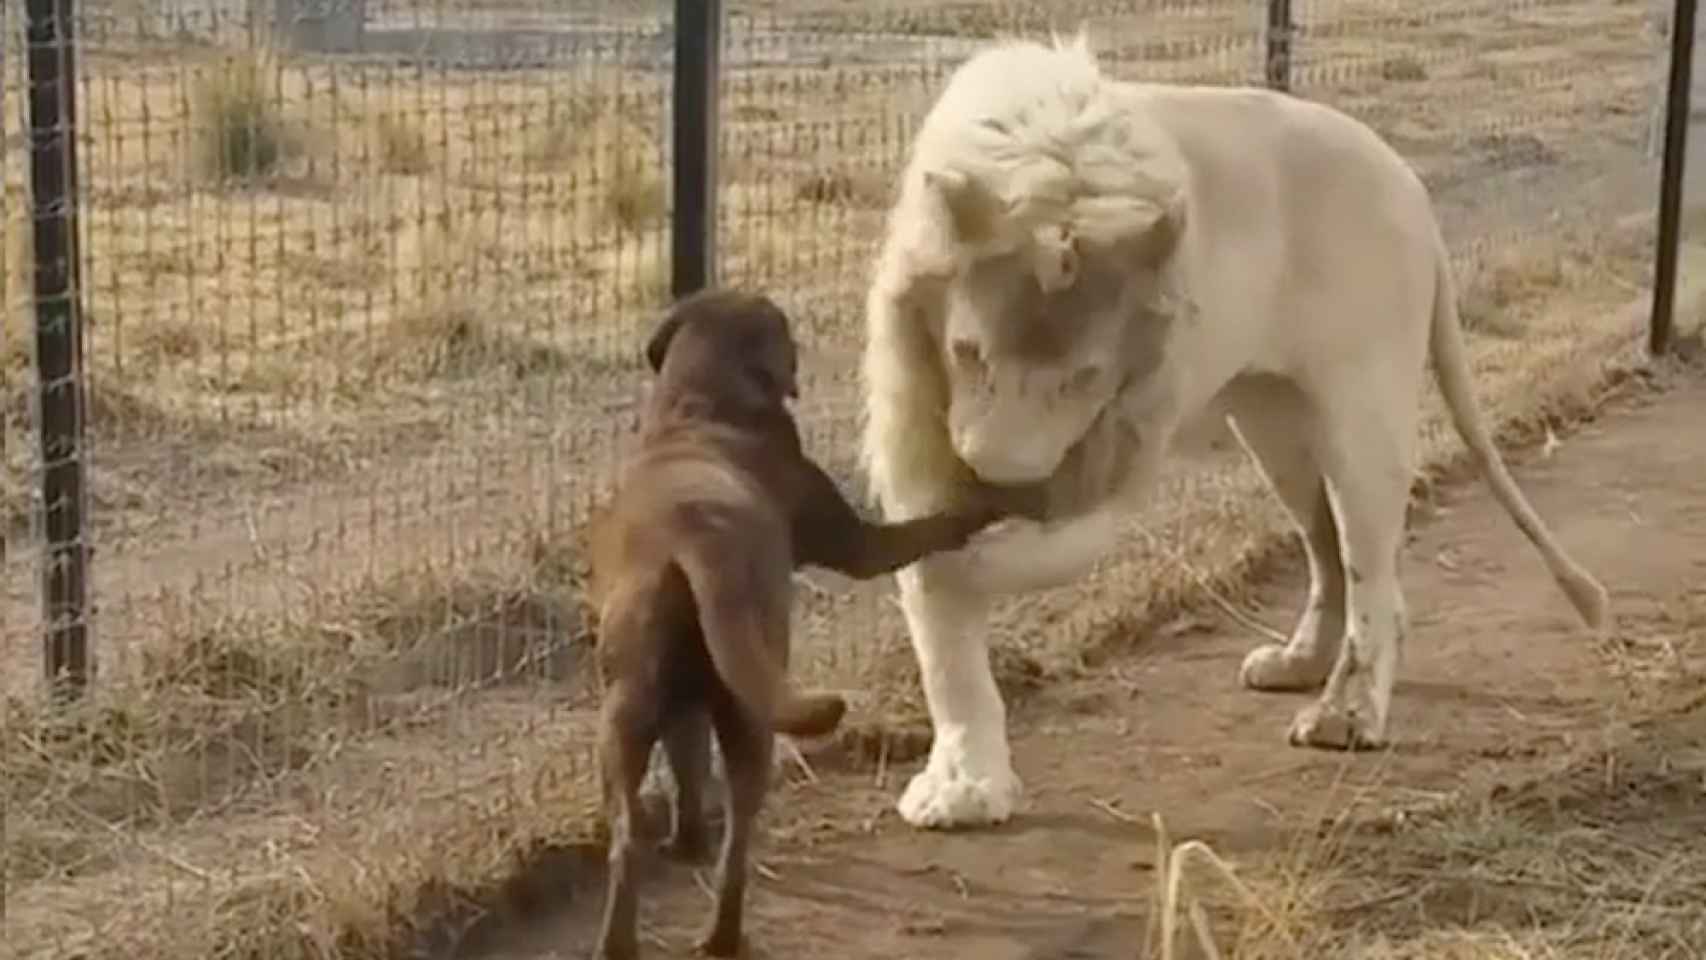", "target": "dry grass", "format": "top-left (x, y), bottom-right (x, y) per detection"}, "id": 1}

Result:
top-left (1458, 244), bottom-right (1575, 340)
top-left (3, 527), bottom-right (603, 958)
top-left (520, 109), bottom-right (668, 233)
top-left (1139, 584), bottom-right (1706, 960)
top-left (3, 212), bottom-right (29, 367)
top-left (50, 58), bottom-right (683, 423)
top-left (5, 207), bottom-right (1678, 960)
top-left (0, 0), bottom-right (1681, 956)
top-left (1157, 642), bottom-right (1706, 959)
top-left (5, 212), bottom-right (35, 532)
top-left (190, 48), bottom-right (299, 183)
top-left (369, 112), bottom-right (433, 176)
